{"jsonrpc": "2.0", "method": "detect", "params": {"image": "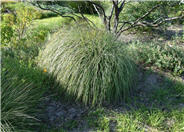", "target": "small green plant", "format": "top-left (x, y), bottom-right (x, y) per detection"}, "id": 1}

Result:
top-left (38, 27), bottom-right (137, 106)
top-left (1, 3), bottom-right (39, 47)
top-left (116, 113), bottom-right (143, 132)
